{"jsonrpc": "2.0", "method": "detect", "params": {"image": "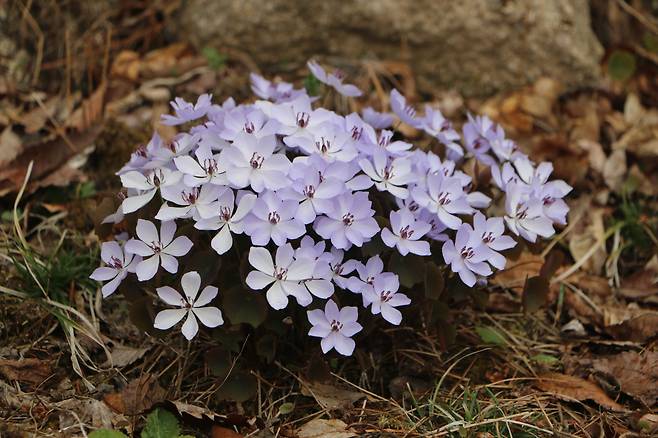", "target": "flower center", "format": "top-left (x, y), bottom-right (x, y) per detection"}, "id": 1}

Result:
top-left (220, 206), bottom-right (232, 222)
top-left (482, 232), bottom-right (495, 244)
top-left (250, 152), bottom-right (264, 169)
top-left (342, 213), bottom-right (354, 226)
top-left (268, 211), bottom-right (280, 224)
top-left (296, 112), bottom-right (310, 128)
top-left (203, 158), bottom-right (218, 175)
top-left (275, 267), bottom-right (288, 280)
top-left (108, 256), bottom-right (123, 269)
top-left (383, 164), bottom-right (394, 181)
top-left (516, 204), bottom-right (529, 220)
top-left (182, 187), bottom-right (200, 204)
top-left (404, 105), bottom-right (416, 118)
top-left (543, 196), bottom-right (555, 205)
top-left (437, 192), bottom-right (451, 205)
top-left (147, 169), bottom-right (165, 187)
top-left (378, 132), bottom-right (392, 148)
top-left (150, 241), bottom-right (163, 253)
top-left (330, 320), bottom-right (343, 331)
top-left (136, 145), bottom-right (148, 157)
top-left (399, 225), bottom-right (413, 240)
top-left (316, 137), bottom-right (331, 154)
top-left (244, 121), bottom-right (255, 134)
top-left (460, 246), bottom-right (475, 260)
top-left (380, 290), bottom-right (393, 302)
top-left (350, 126), bottom-right (362, 141)
top-left (303, 185), bottom-right (315, 198)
